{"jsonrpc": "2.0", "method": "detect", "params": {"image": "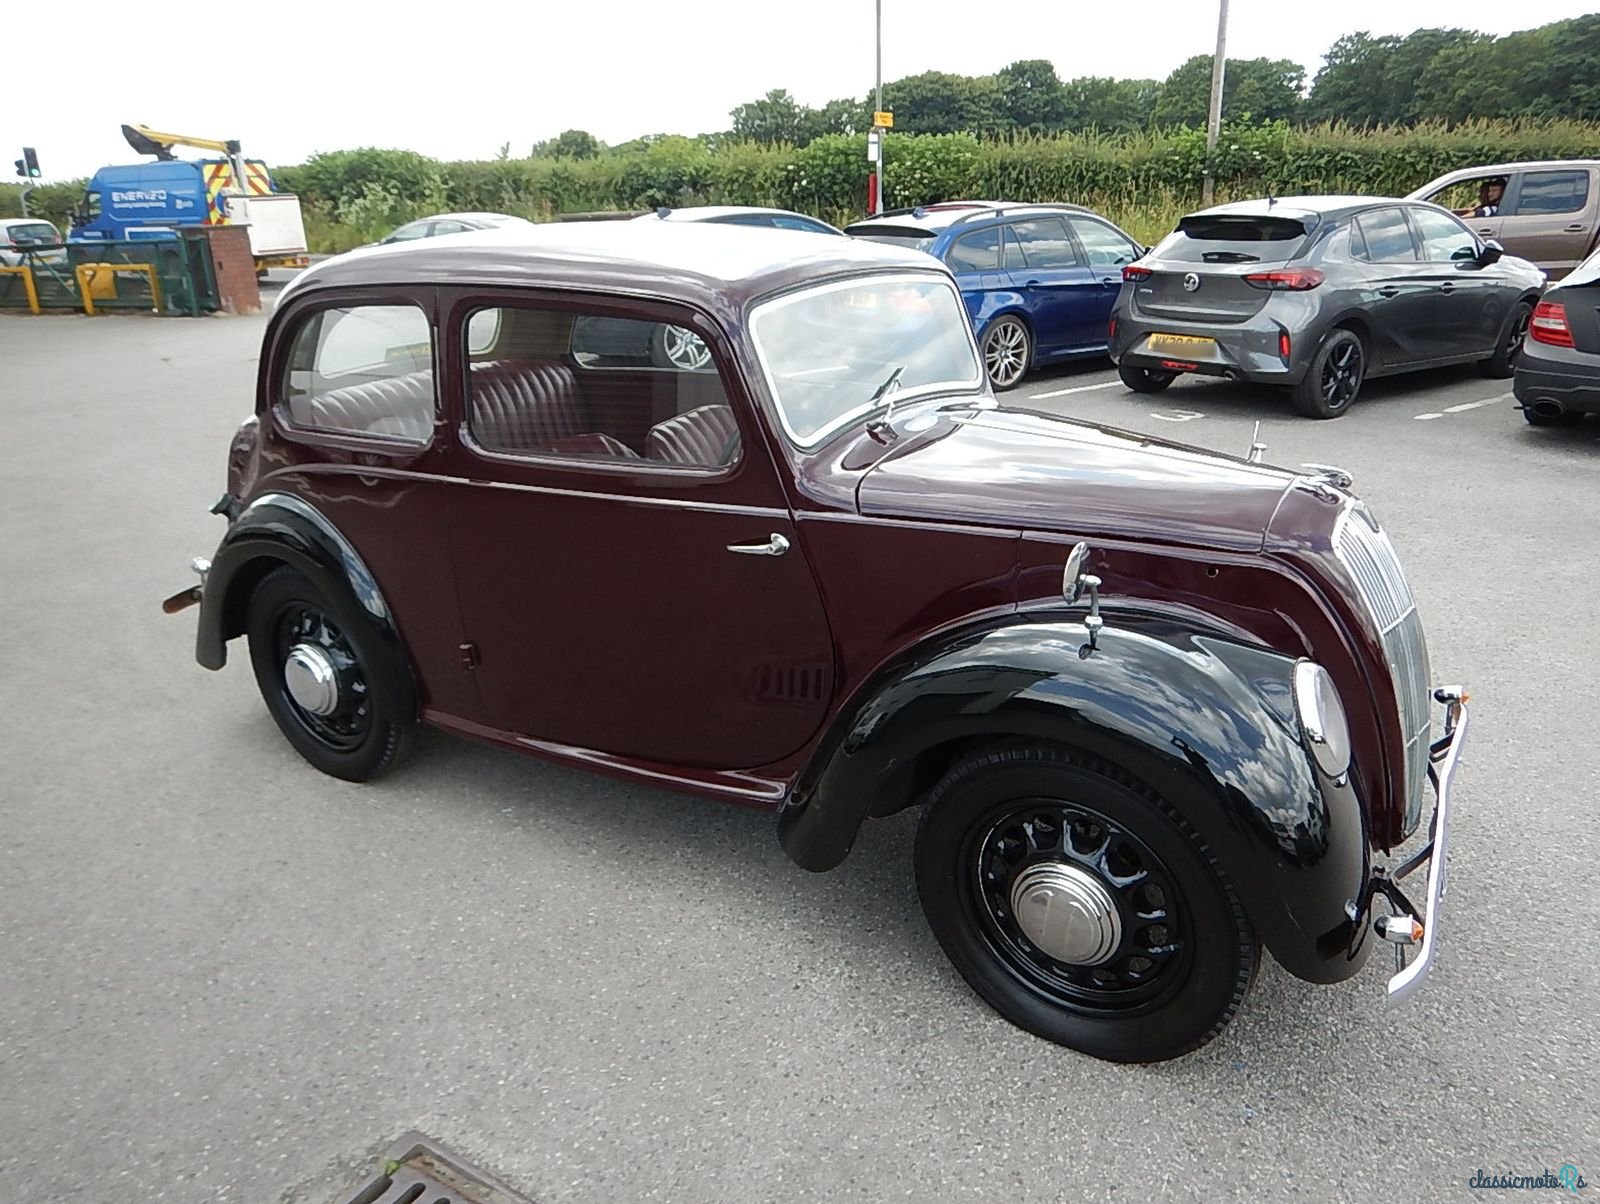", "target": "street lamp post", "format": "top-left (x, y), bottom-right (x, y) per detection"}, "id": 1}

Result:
top-left (1203, 0), bottom-right (1230, 207)
top-left (872, 0), bottom-right (884, 214)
